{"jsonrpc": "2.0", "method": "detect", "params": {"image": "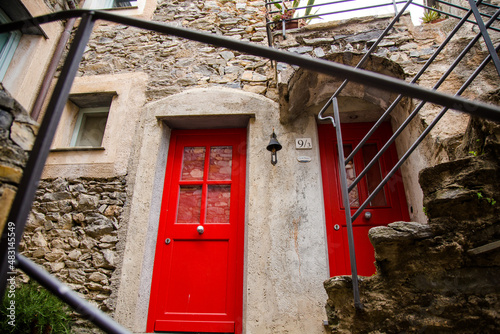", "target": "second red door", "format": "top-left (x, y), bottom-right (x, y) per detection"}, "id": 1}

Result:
top-left (318, 122), bottom-right (409, 276)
